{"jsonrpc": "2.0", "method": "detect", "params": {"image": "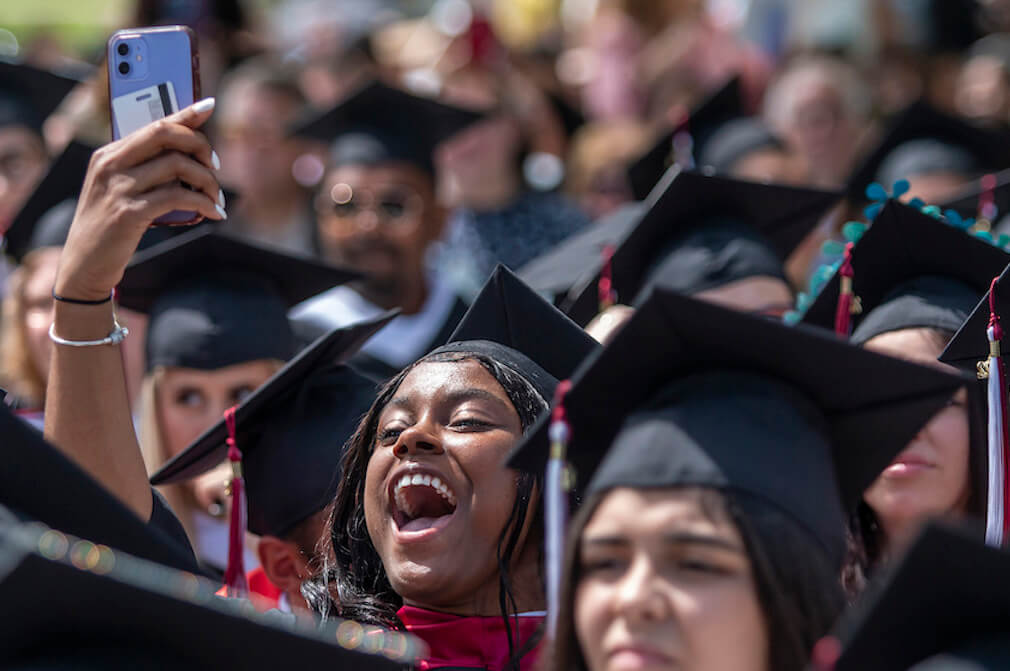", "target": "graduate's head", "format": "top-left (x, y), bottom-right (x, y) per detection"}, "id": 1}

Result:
top-left (315, 267), bottom-right (596, 630)
top-left (293, 81), bottom-right (481, 312)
